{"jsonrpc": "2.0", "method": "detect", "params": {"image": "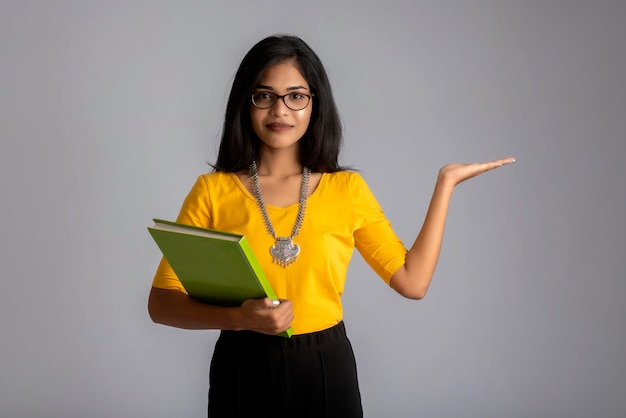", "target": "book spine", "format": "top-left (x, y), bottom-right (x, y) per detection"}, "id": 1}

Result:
top-left (238, 236), bottom-right (278, 300)
top-left (238, 236), bottom-right (292, 338)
